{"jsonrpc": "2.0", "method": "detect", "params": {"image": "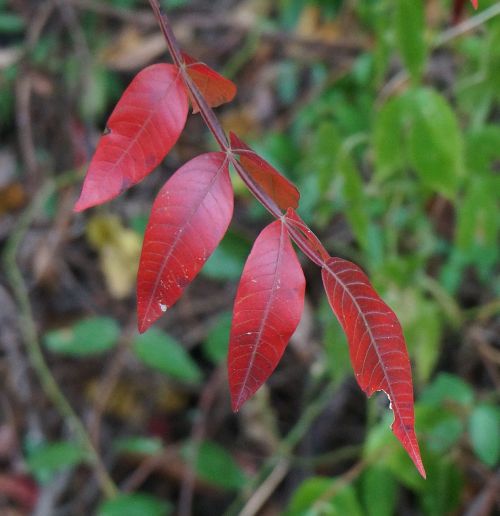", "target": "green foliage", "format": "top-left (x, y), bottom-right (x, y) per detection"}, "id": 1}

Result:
top-left (0, 12), bottom-right (24, 33)
top-left (43, 317), bottom-right (120, 356)
top-left (132, 328), bottom-right (202, 383)
top-left (361, 466), bottom-right (397, 516)
top-left (202, 231), bottom-right (251, 280)
top-left (8, 0), bottom-right (497, 513)
top-left (98, 493), bottom-right (172, 516)
top-left (202, 311), bottom-right (231, 364)
top-left (26, 441), bottom-right (88, 483)
top-left (468, 404), bottom-right (500, 467)
top-left (374, 88), bottom-right (465, 198)
top-left (182, 441), bottom-right (247, 490)
top-left (286, 477), bottom-right (364, 515)
top-left (395, 0), bottom-right (426, 82)
top-left (113, 436), bottom-right (164, 456)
